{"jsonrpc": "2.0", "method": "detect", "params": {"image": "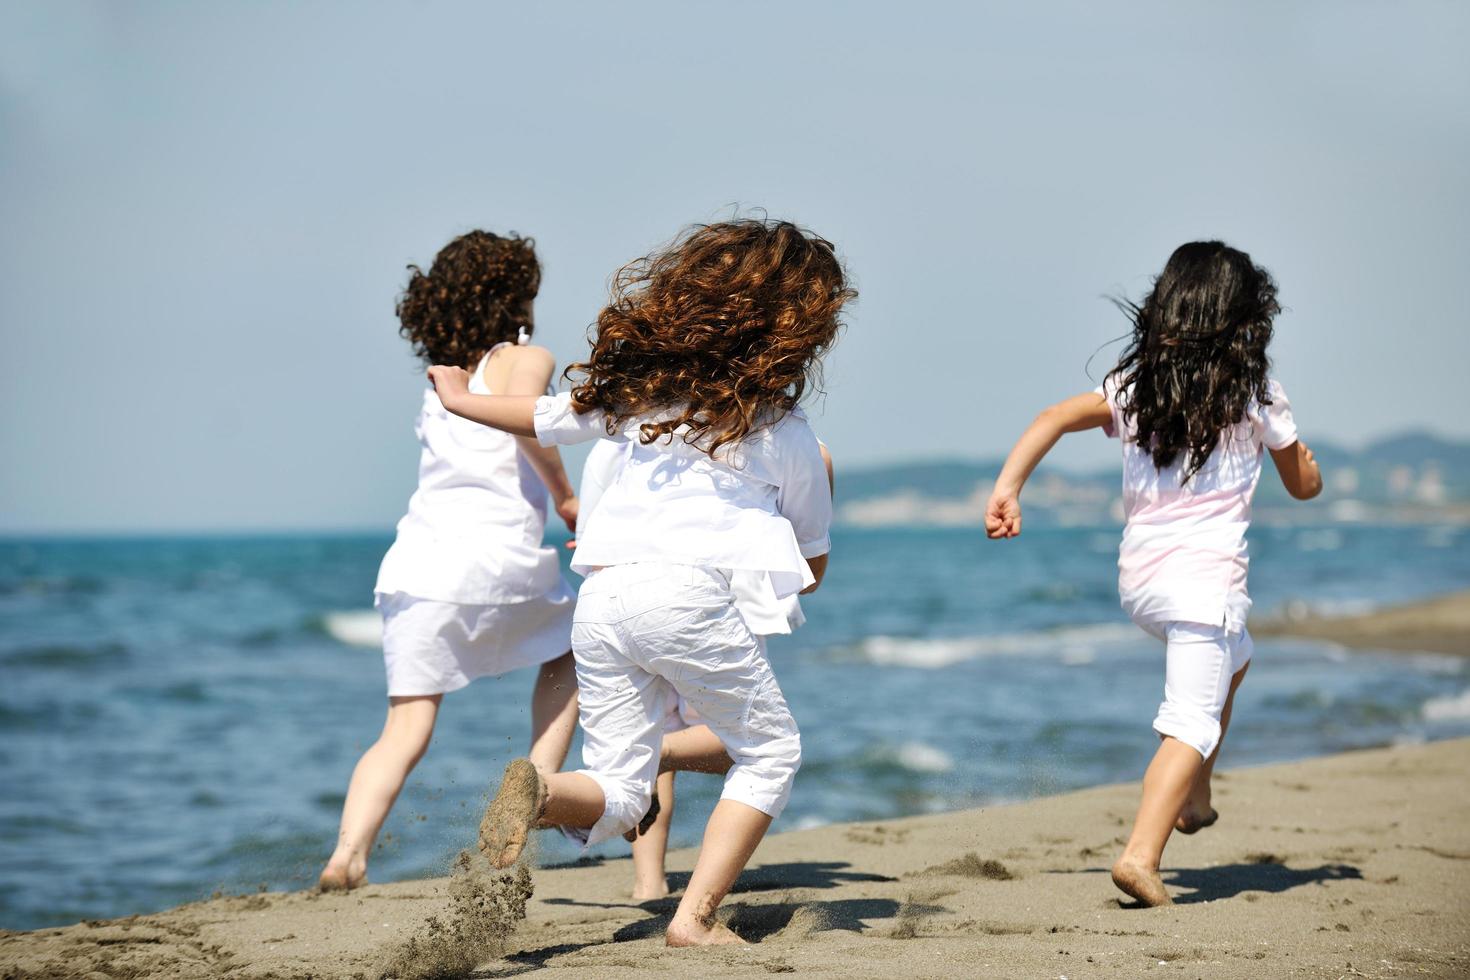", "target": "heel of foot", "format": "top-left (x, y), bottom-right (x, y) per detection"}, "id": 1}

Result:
top-left (1111, 860), bottom-right (1172, 907)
